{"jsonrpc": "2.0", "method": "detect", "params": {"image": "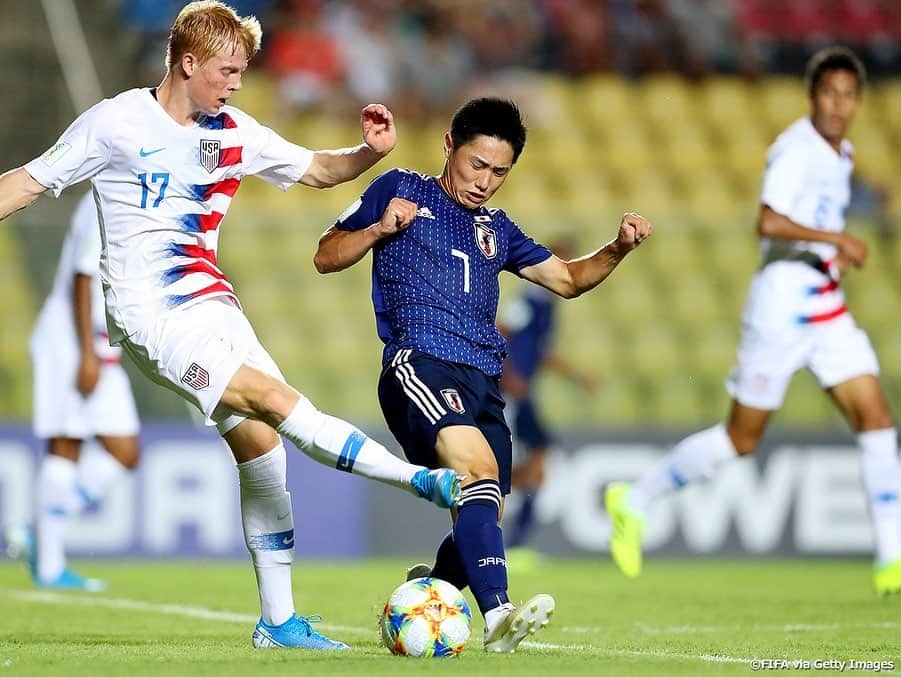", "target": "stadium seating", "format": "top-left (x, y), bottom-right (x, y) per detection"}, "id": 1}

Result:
top-left (12, 73), bottom-right (899, 430)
